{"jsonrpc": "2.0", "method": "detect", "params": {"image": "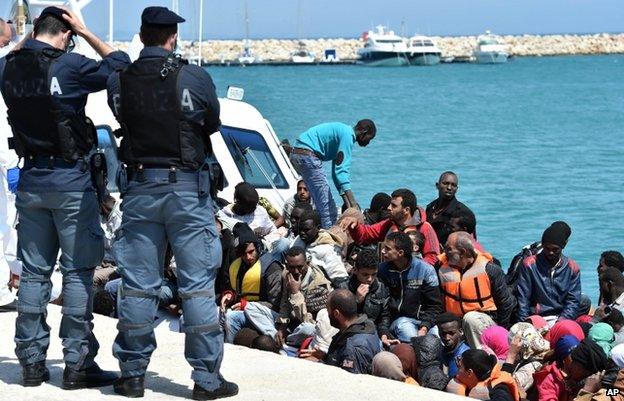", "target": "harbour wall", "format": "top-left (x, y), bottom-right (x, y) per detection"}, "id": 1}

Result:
top-left (113, 33), bottom-right (624, 63)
